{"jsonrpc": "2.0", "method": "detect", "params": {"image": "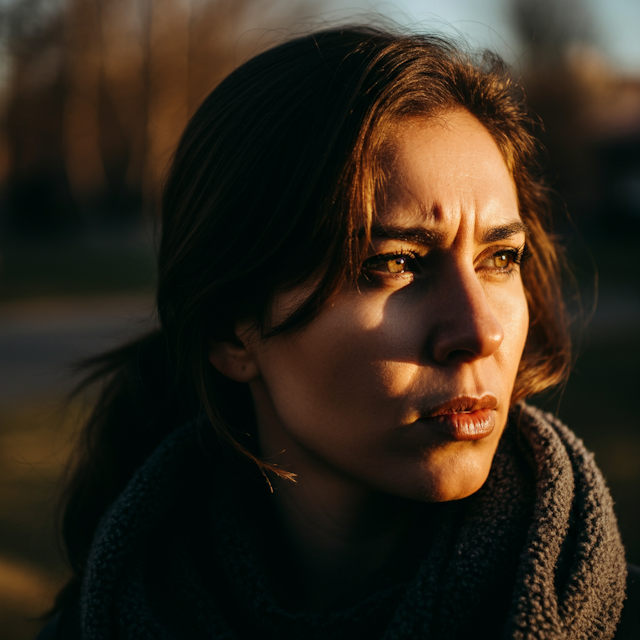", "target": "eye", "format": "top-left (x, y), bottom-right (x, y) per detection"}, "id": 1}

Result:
top-left (492, 251), bottom-right (515, 269)
top-left (363, 251), bottom-right (420, 276)
top-left (477, 246), bottom-right (527, 274)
